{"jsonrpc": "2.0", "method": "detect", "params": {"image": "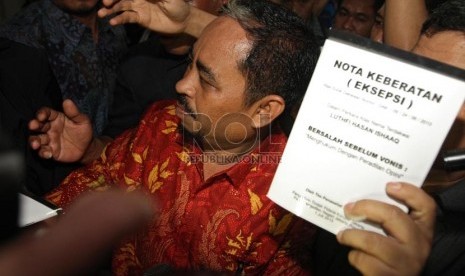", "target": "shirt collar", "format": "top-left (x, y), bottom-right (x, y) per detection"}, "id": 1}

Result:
top-left (45, 0), bottom-right (86, 45)
top-left (227, 130), bottom-right (286, 188)
top-left (218, 129), bottom-right (287, 189)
